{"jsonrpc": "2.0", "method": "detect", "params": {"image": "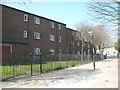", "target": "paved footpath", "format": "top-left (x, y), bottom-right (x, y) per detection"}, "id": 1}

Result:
top-left (90, 58), bottom-right (118, 88)
top-left (0, 59), bottom-right (118, 88)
